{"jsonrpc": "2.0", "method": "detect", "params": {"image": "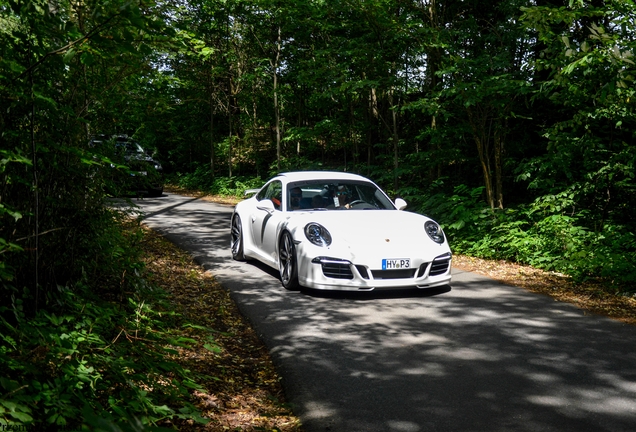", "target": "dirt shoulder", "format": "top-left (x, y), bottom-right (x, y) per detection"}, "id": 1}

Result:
top-left (452, 255), bottom-right (636, 325)
top-left (141, 226), bottom-right (302, 431)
